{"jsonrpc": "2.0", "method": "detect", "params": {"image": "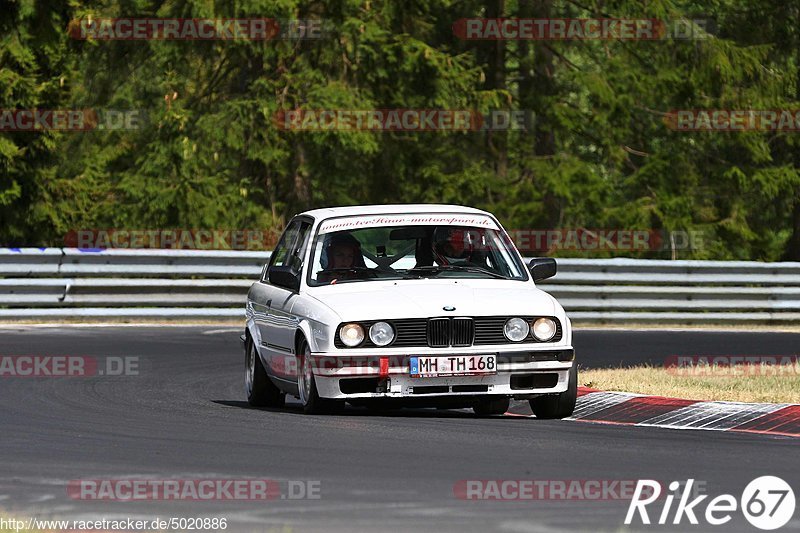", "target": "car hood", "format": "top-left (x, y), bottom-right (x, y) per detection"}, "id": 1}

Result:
top-left (305, 279), bottom-right (557, 321)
